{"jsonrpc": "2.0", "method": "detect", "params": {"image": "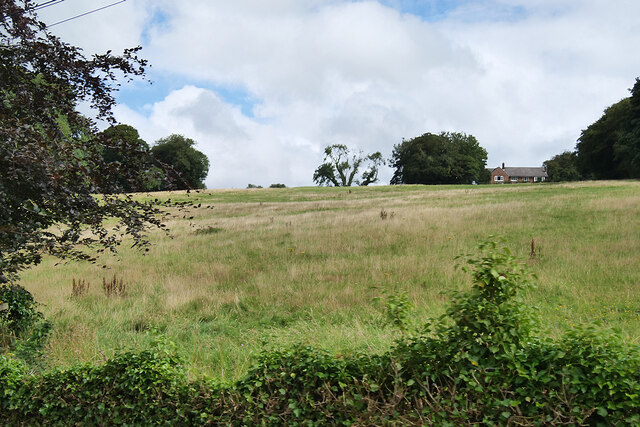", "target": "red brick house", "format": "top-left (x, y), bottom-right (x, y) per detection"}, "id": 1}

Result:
top-left (491, 163), bottom-right (548, 184)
